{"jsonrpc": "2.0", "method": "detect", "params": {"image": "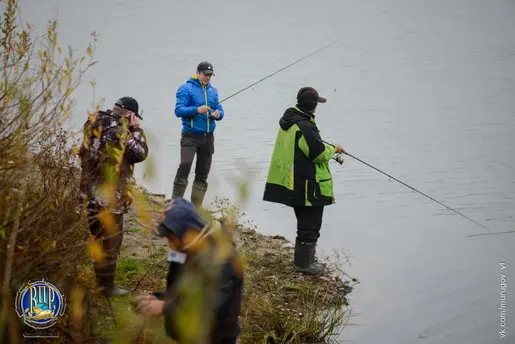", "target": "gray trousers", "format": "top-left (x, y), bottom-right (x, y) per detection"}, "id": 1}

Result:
top-left (172, 132), bottom-right (214, 206)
